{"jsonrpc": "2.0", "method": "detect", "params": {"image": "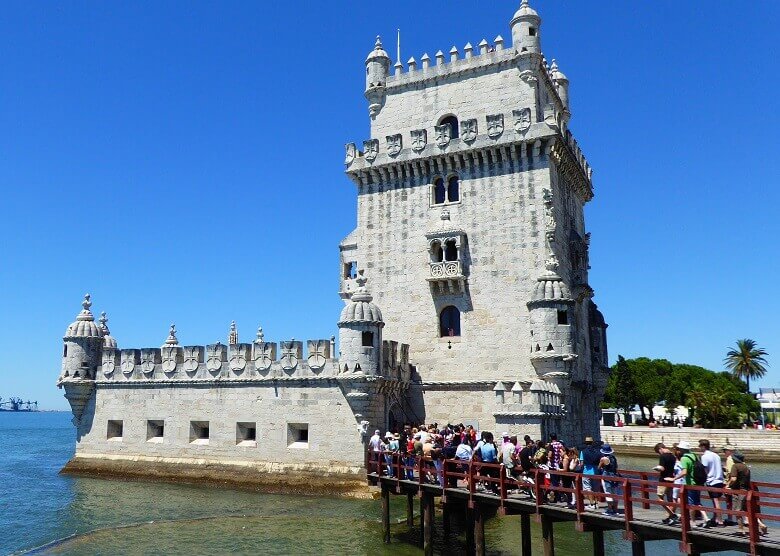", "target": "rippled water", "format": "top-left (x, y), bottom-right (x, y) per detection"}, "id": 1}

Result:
top-left (1, 412), bottom-right (777, 555)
